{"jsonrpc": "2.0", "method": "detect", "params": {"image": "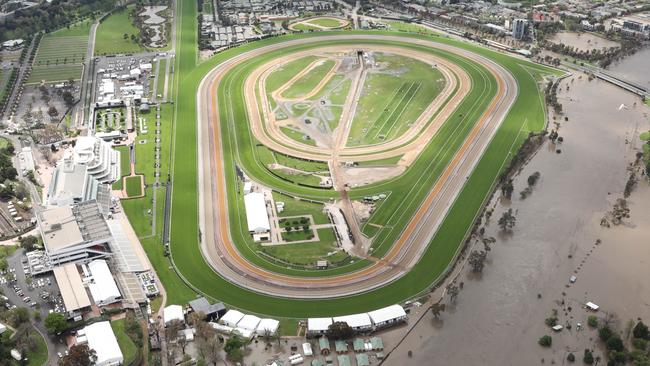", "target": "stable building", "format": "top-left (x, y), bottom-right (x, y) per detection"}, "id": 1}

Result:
top-left (188, 297), bottom-right (226, 321)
